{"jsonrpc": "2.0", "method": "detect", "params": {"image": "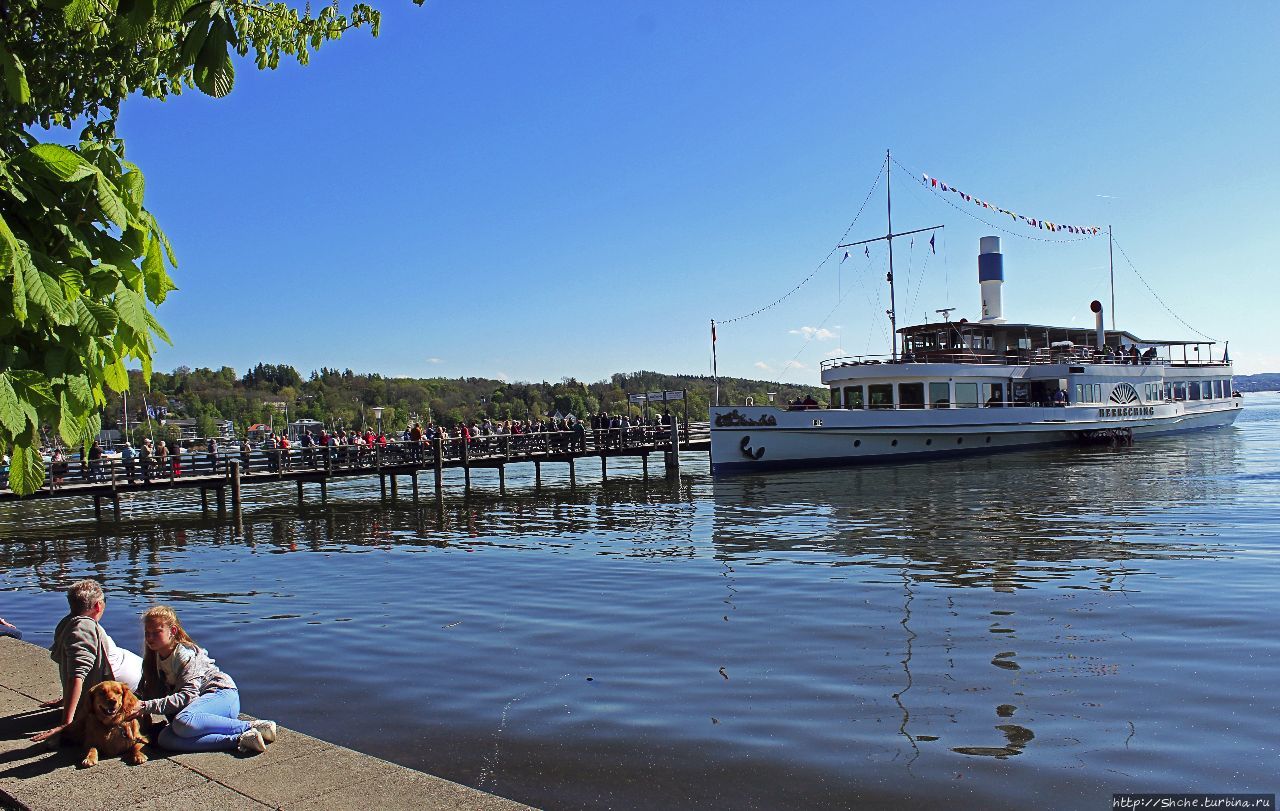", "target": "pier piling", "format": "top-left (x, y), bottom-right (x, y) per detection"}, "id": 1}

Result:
top-left (433, 437), bottom-right (444, 498)
top-left (297, 479), bottom-right (304, 507)
top-left (230, 461), bottom-right (242, 522)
